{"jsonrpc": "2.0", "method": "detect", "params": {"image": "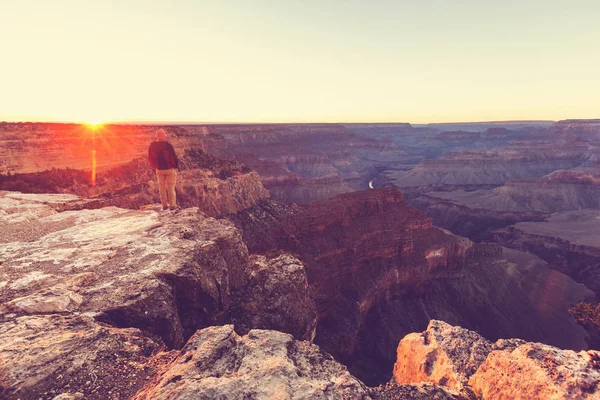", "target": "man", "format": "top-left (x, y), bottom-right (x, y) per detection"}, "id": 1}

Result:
top-left (148, 129), bottom-right (179, 210)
